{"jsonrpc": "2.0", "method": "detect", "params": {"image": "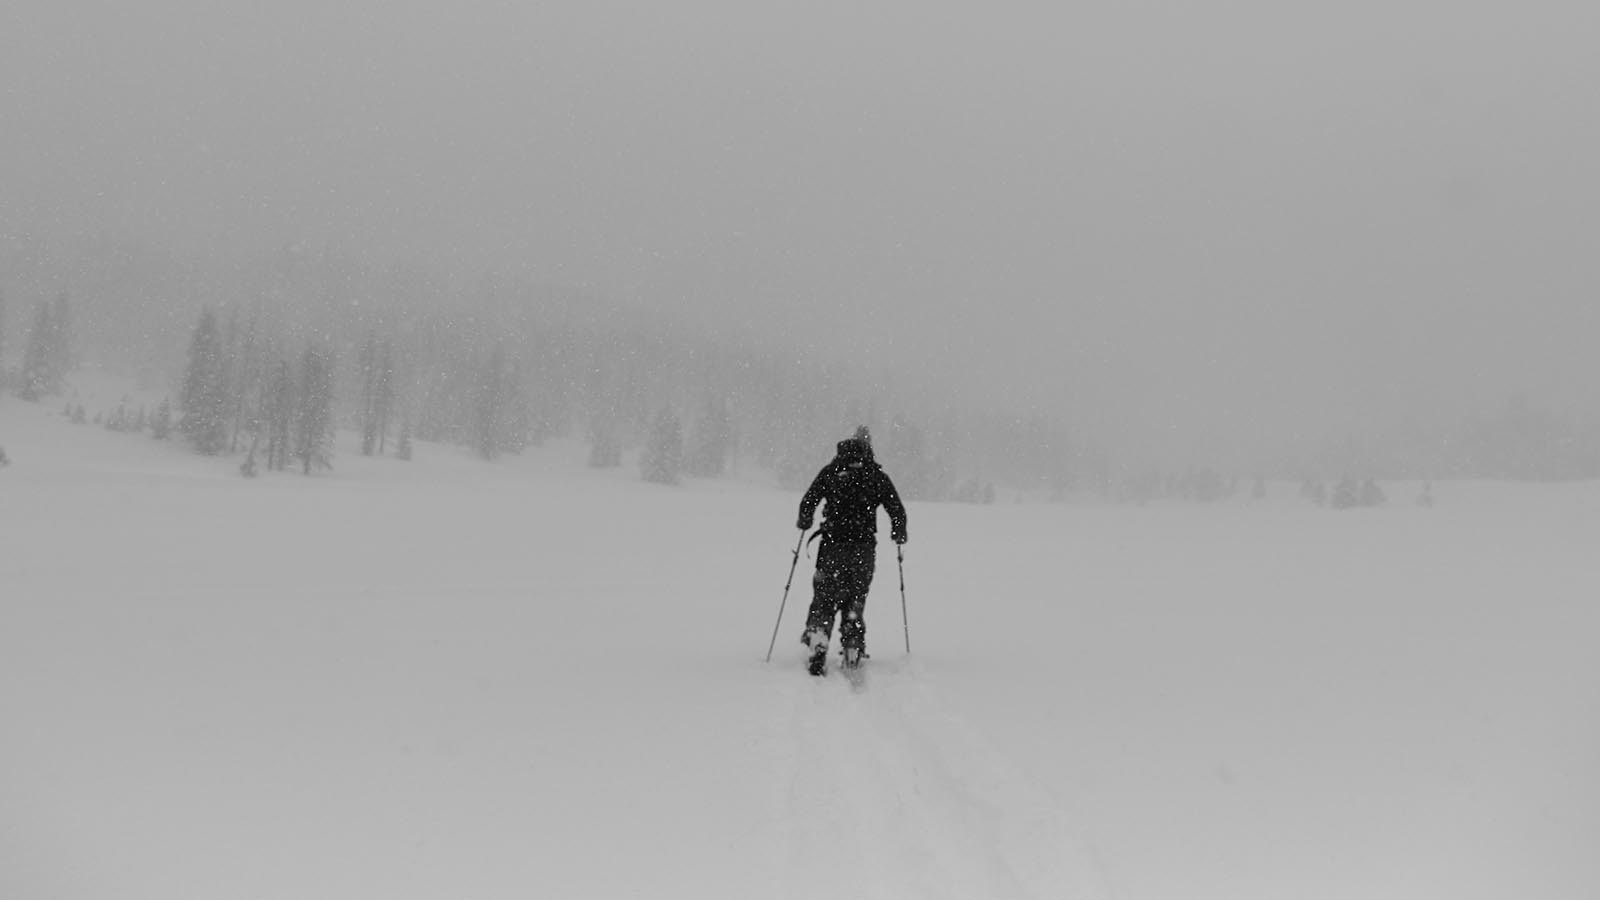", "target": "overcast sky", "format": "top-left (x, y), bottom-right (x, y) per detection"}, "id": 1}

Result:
top-left (5, 0), bottom-right (1598, 461)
